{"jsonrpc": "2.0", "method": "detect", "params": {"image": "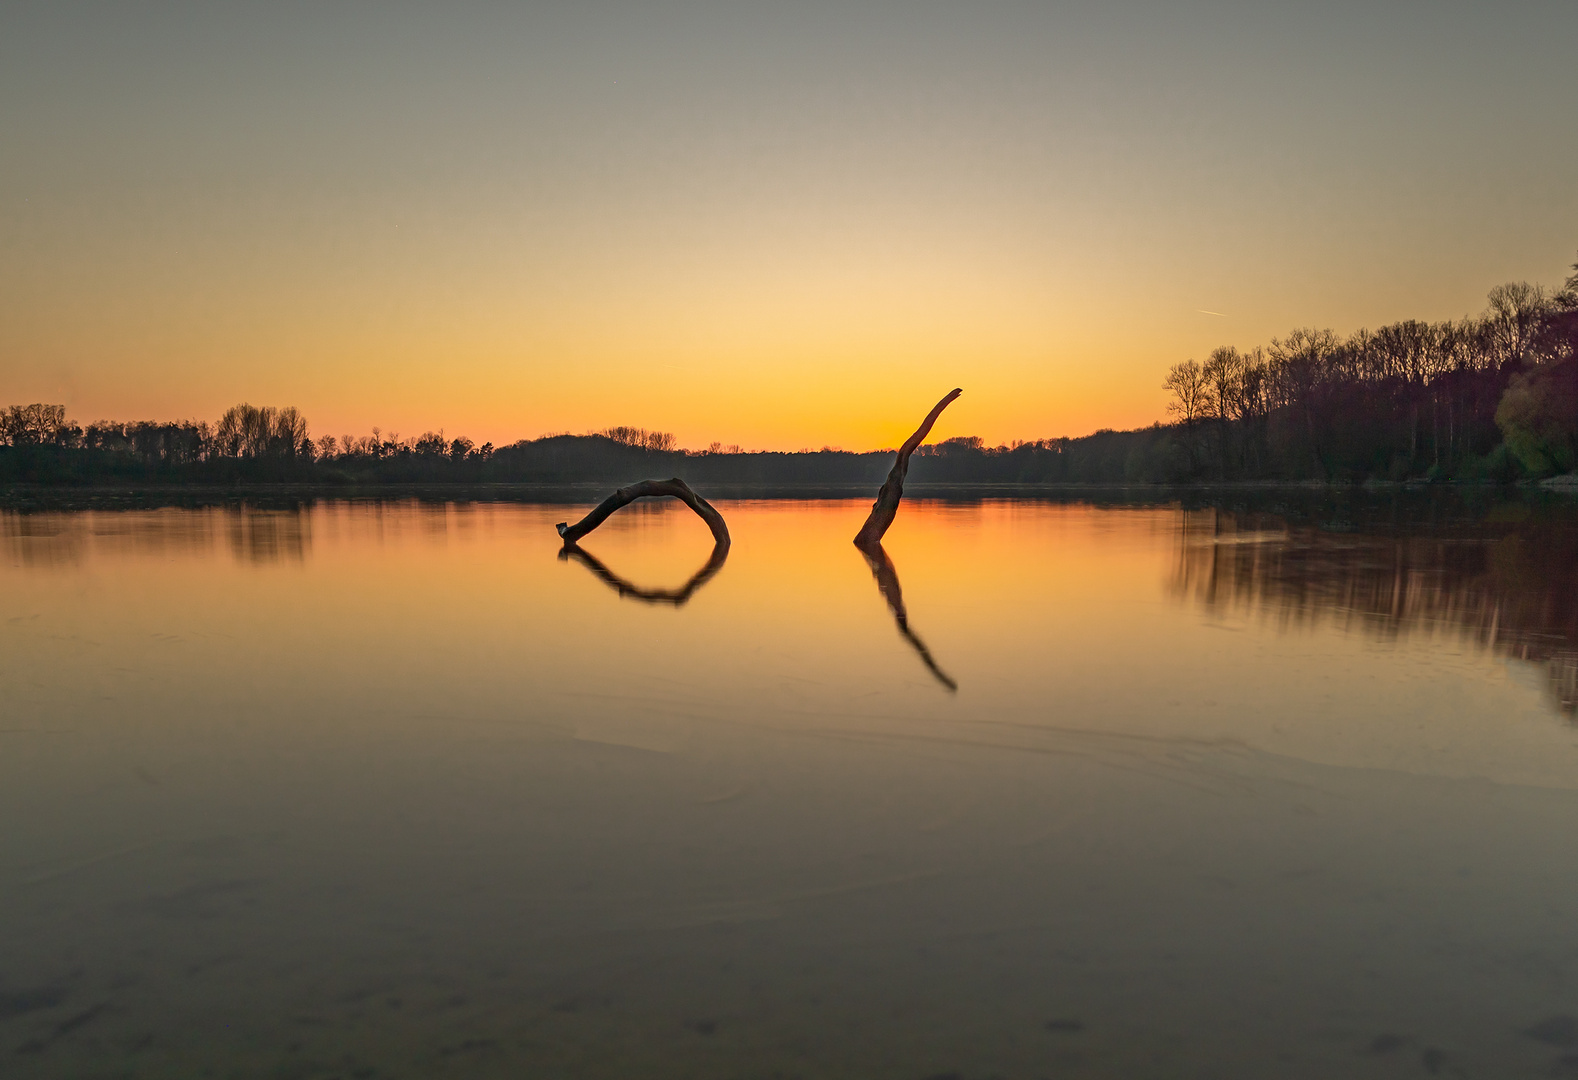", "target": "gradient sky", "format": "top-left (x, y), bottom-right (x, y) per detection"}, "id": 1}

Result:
top-left (2, 1), bottom-right (1574, 450)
